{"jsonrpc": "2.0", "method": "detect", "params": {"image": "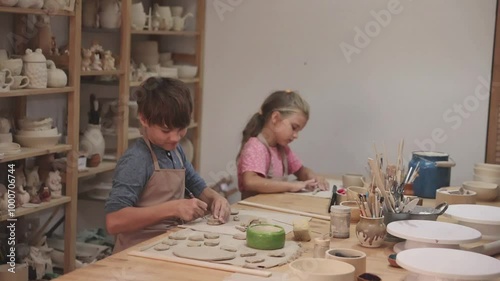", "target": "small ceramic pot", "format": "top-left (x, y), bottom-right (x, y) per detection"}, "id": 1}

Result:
top-left (23, 48), bottom-right (47, 89)
top-left (355, 216), bottom-right (386, 248)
